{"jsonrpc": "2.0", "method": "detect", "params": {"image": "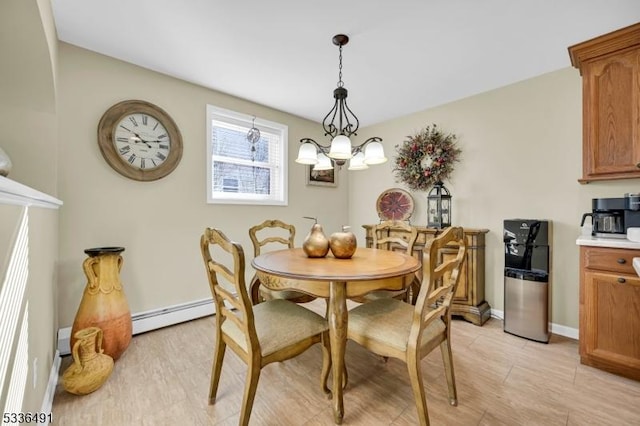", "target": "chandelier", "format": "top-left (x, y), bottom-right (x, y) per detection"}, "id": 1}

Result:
top-left (295, 34), bottom-right (387, 171)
